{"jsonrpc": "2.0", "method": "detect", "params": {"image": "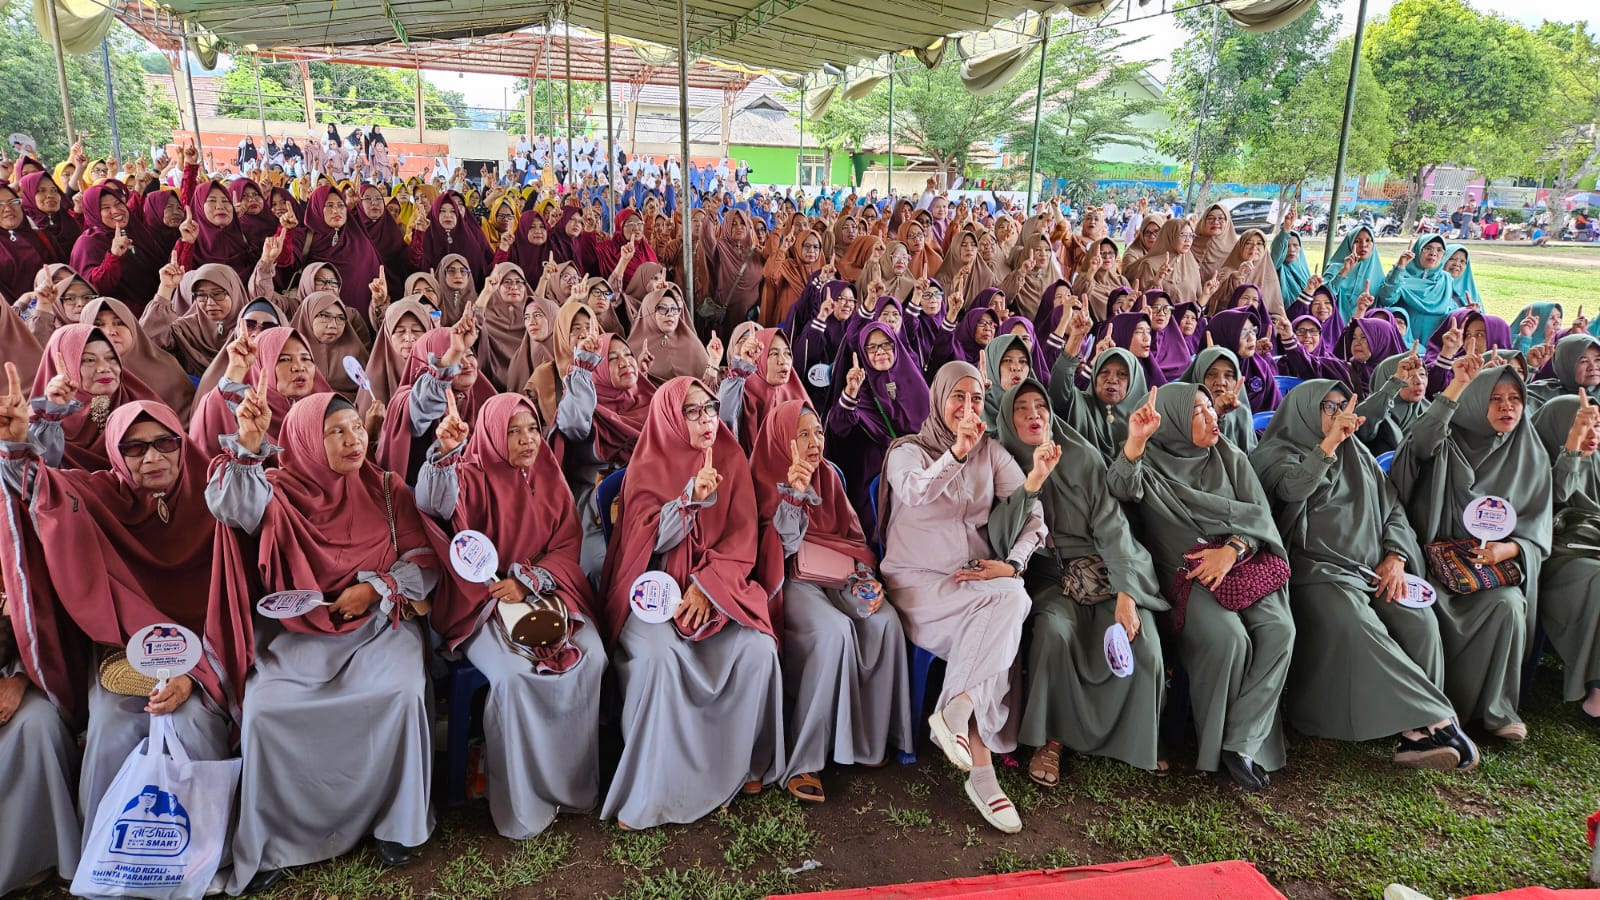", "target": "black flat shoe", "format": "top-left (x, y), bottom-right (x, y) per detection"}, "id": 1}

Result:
top-left (1220, 750), bottom-right (1267, 792)
top-left (1394, 733), bottom-right (1461, 770)
top-left (244, 868), bottom-right (285, 894)
top-left (1430, 721), bottom-right (1481, 771)
top-left (374, 839), bottom-right (414, 867)
top-left (1581, 708), bottom-right (1600, 729)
